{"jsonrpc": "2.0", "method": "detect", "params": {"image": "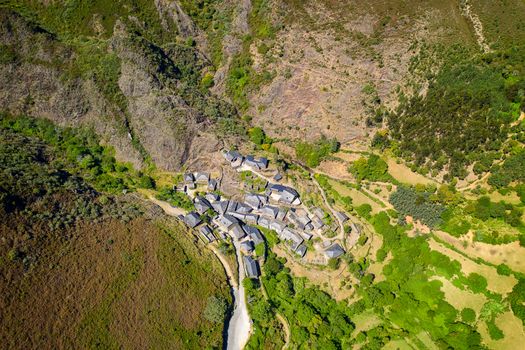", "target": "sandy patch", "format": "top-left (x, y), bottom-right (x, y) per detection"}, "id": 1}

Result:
top-left (317, 160), bottom-right (353, 180)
